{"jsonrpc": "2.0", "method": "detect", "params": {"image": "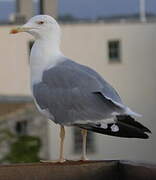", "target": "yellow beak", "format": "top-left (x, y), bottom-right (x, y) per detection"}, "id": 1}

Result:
top-left (10, 27), bottom-right (32, 34)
